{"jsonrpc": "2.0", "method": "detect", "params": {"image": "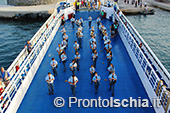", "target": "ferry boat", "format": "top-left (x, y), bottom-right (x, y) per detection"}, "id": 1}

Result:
top-left (0, 1), bottom-right (170, 113)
